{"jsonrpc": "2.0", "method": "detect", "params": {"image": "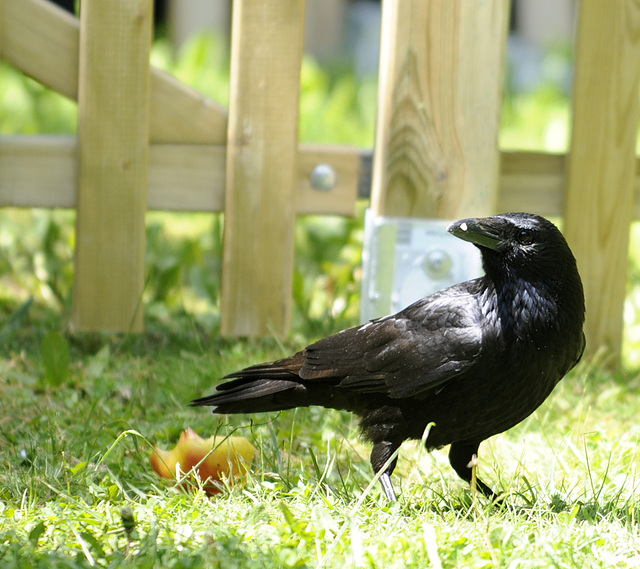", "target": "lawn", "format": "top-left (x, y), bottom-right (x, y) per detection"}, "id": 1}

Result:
top-left (2, 34), bottom-right (640, 568)
top-left (1, 316), bottom-right (640, 568)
